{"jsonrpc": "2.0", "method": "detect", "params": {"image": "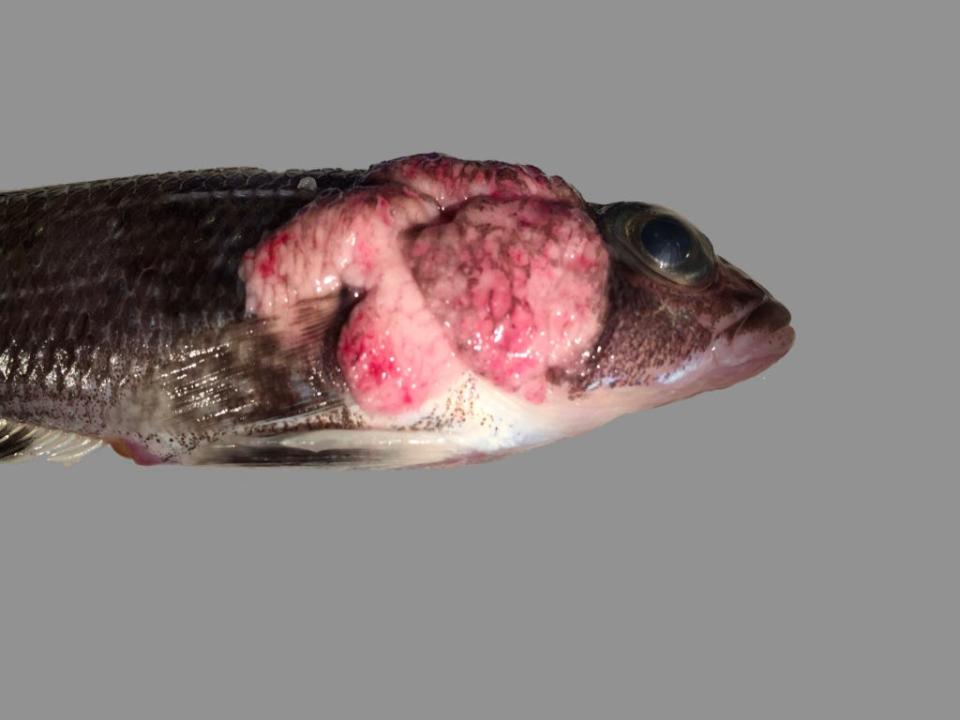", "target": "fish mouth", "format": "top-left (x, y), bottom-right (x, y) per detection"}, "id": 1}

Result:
top-left (709, 298), bottom-right (795, 388)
